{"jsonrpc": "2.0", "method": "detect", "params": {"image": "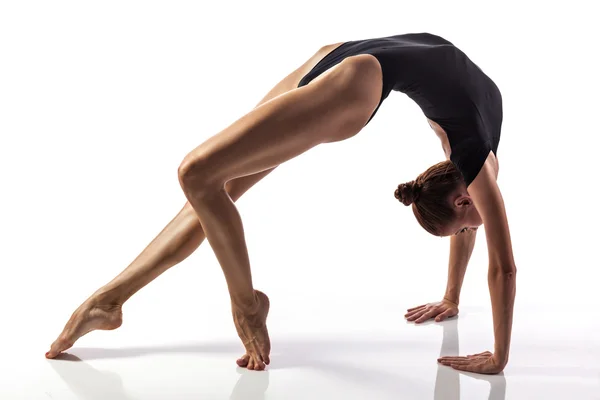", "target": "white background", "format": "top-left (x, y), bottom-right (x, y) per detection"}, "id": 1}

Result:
top-left (1, 1), bottom-right (599, 399)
